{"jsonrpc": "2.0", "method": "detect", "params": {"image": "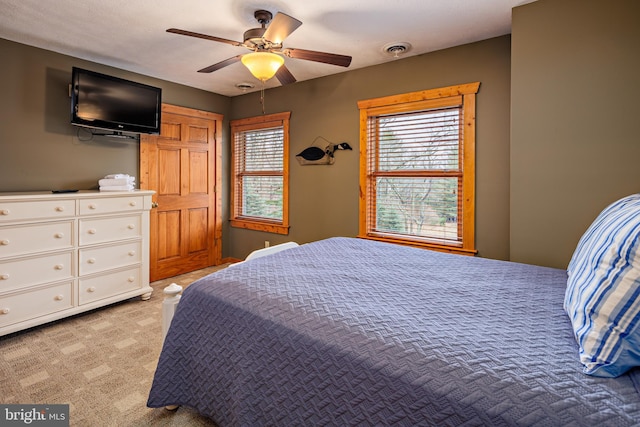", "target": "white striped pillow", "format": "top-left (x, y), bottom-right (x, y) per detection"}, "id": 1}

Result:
top-left (565, 194), bottom-right (640, 377)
